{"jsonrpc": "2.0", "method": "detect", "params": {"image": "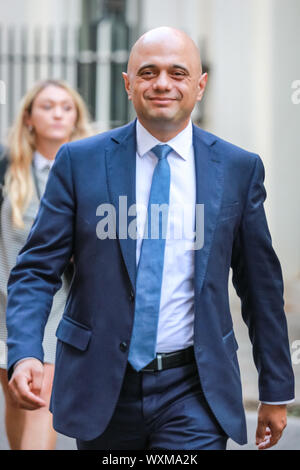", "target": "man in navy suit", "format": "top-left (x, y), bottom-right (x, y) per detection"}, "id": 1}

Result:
top-left (6, 27), bottom-right (294, 450)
